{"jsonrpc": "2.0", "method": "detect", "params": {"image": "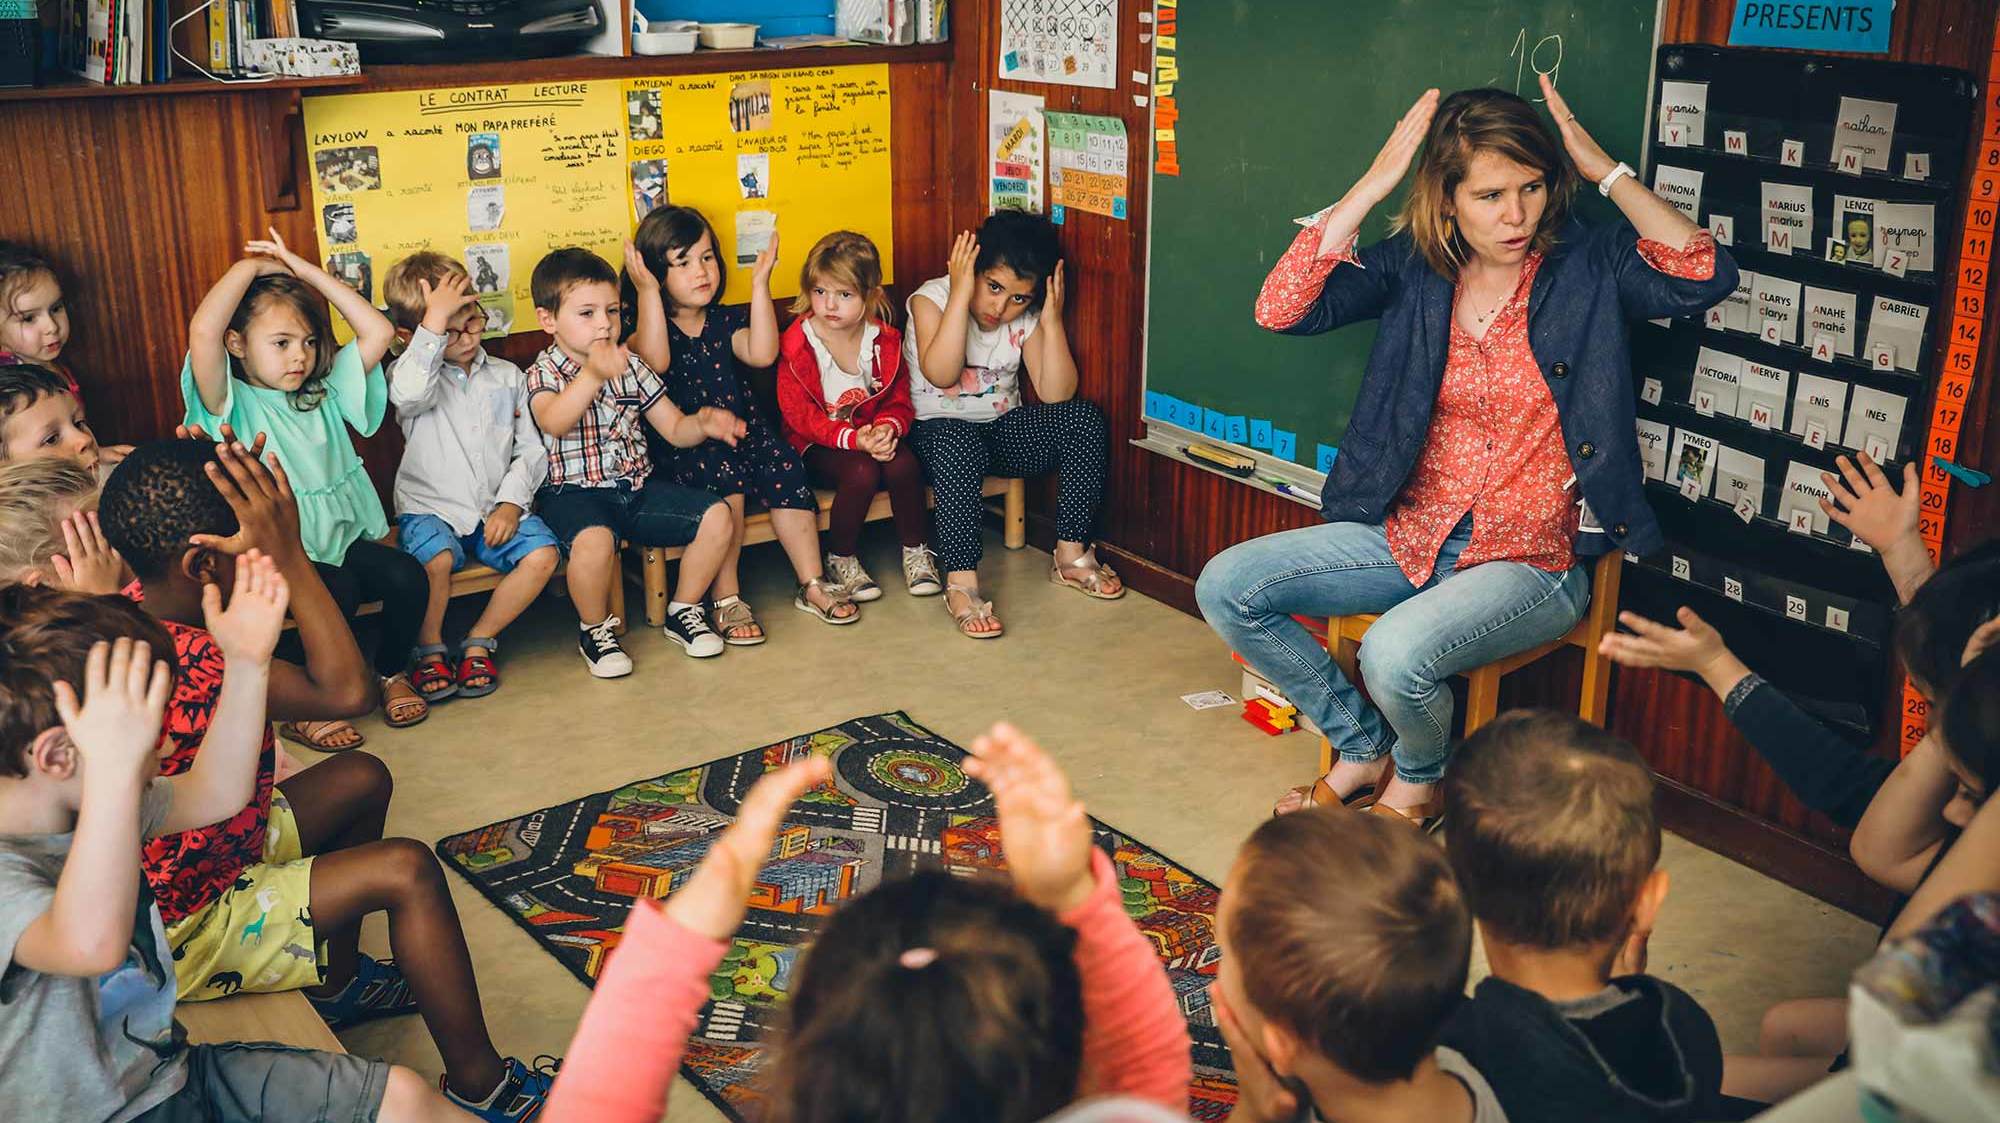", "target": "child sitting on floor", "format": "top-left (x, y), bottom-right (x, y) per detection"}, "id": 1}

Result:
top-left (527, 246), bottom-right (743, 676)
top-left (541, 722), bottom-right (1191, 1122)
top-left (776, 230), bottom-right (940, 600)
top-left (100, 439), bottom-right (559, 1122)
top-left (0, 363), bottom-right (104, 470)
top-left (625, 206), bottom-right (857, 641)
top-left (382, 251), bottom-right (559, 703)
top-left (1438, 710), bottom-right (1728, 1123)
top-left (0, 571), bottom-right (475, 1122)
top-left (1211, 805), bottom-right (1507, 1122)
